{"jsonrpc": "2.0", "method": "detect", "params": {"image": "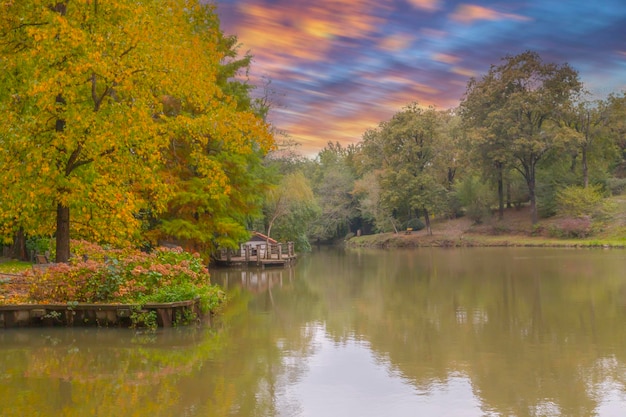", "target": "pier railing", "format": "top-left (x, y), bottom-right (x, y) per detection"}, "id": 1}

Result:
top-left (219, 242), bottom-right (295, 264)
